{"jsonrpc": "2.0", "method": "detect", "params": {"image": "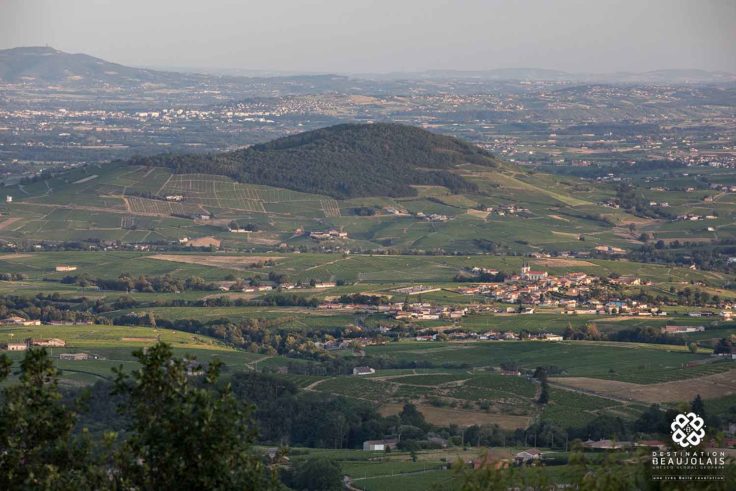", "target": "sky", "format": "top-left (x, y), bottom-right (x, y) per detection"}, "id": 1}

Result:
top-left (1, 0), bottom-right (734, 74)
